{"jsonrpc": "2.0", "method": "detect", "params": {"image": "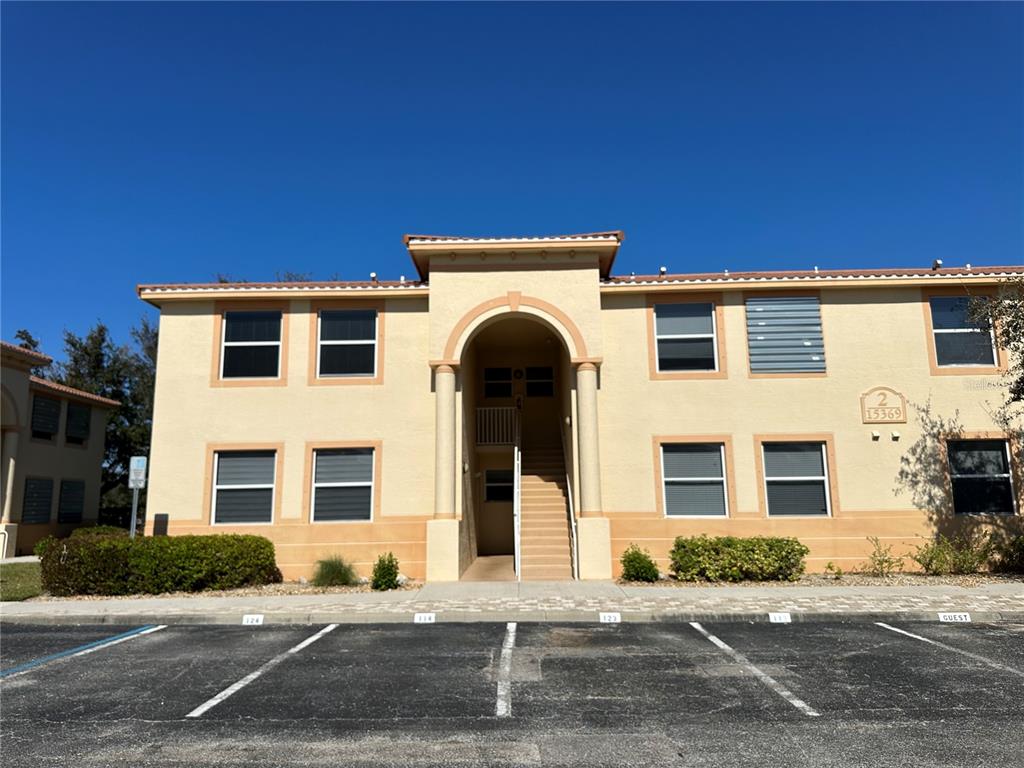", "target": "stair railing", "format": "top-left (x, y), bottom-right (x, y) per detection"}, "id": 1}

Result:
top-left (560, 415), bottom-right (580, 580)
top-left (513, 415), bottom-right (522, 581)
